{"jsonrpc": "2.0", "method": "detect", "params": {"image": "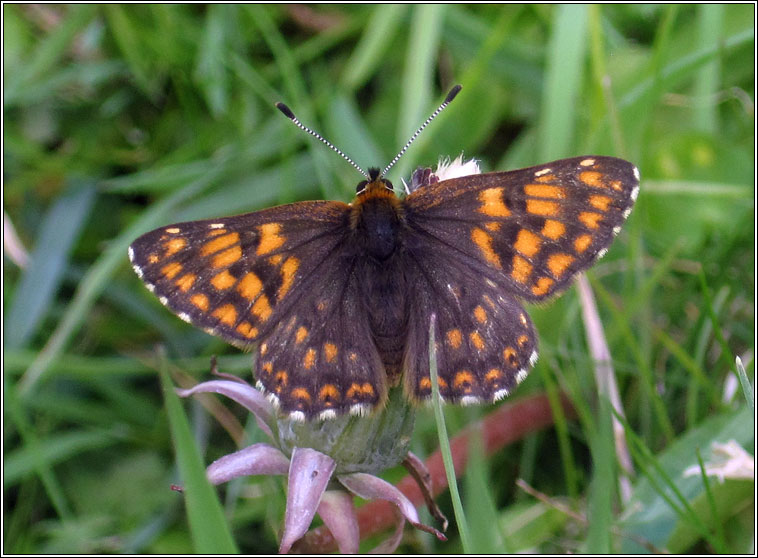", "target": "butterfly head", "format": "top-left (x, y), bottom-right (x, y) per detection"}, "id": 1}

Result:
top-left (355, 167), bottom-right (395, 196)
